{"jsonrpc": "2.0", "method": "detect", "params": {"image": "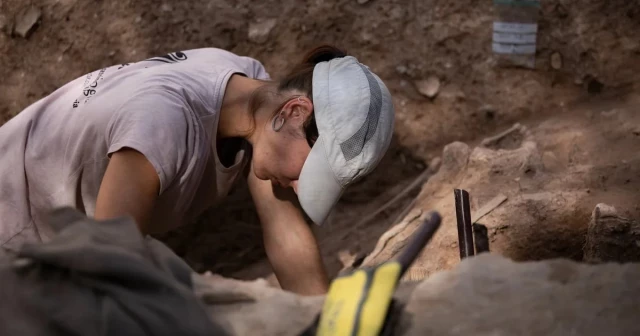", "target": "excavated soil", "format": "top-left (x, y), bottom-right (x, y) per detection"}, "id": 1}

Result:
top-left (1, 0), bottom-right (639, 281)
top-left (358, 93), bottom-right (640, 282)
